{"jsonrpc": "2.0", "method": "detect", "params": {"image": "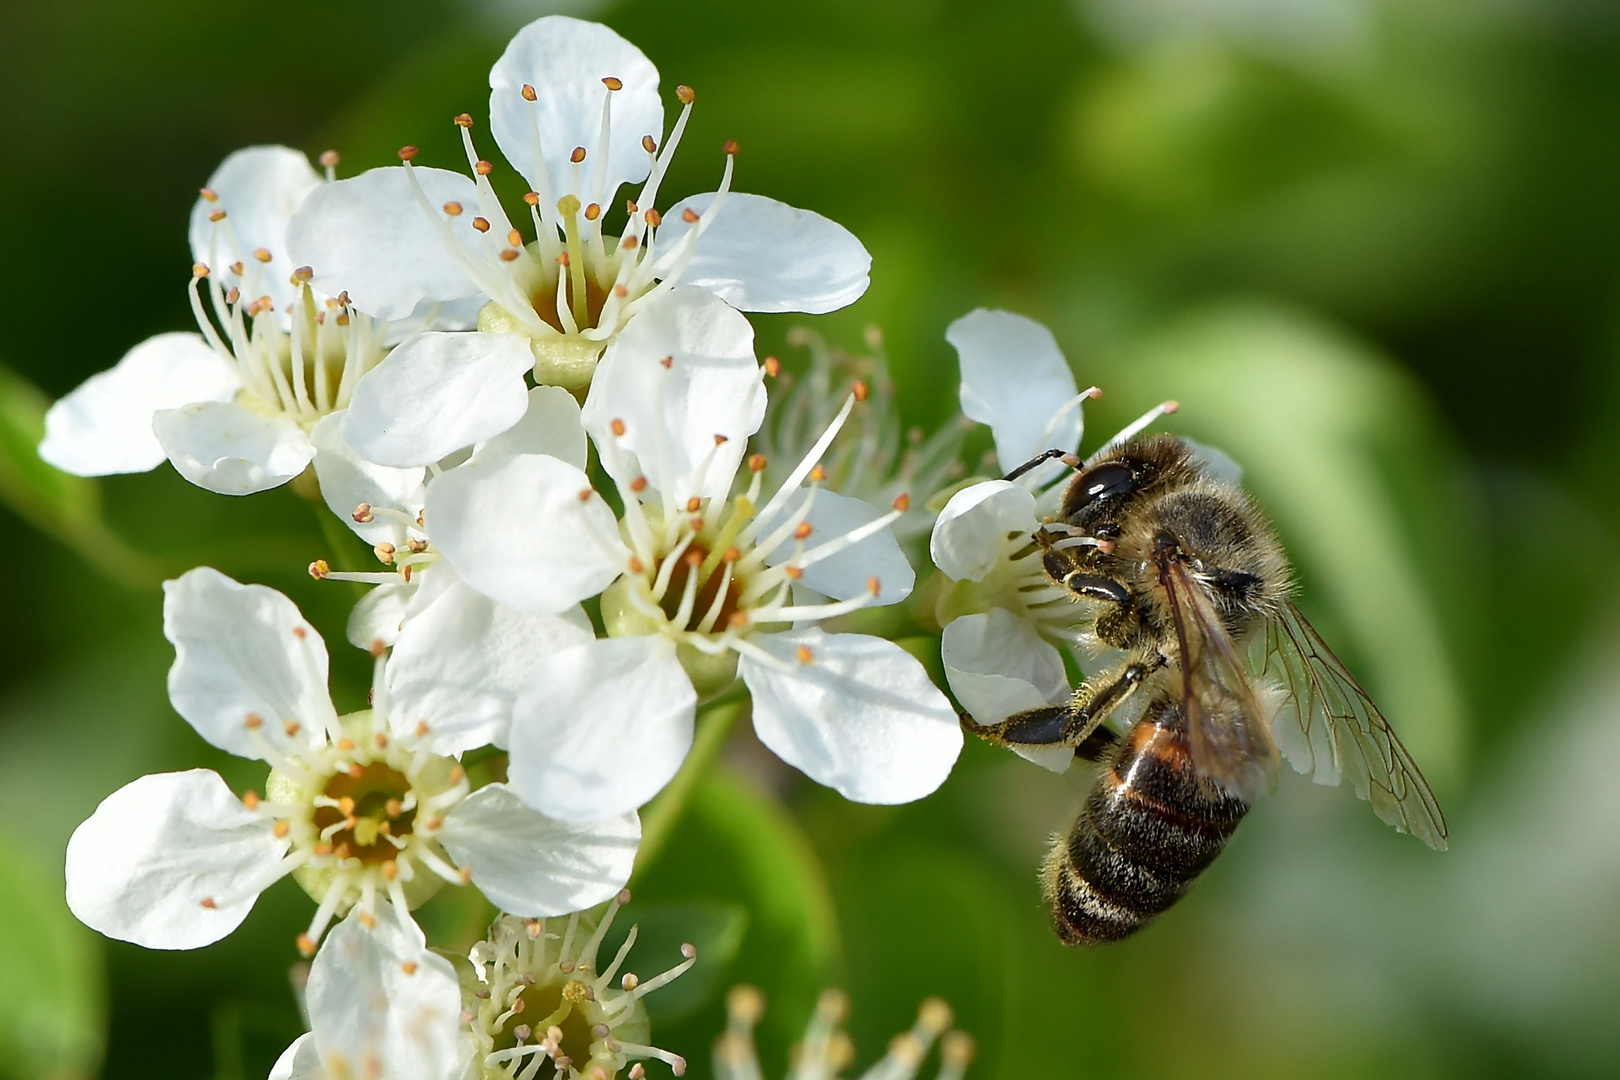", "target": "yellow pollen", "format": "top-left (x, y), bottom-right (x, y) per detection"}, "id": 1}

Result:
top-left (867, 576), bottom-right (881, 595)
top-left (507, 229), bottom-right (523, 247)
top-left (337, 738), bottom-right (355, 751)
top-left (273, 821), bottom-right (290, 838)
top-left (562, 979), bottom-right (591, 1003)
top-left (729, 611), bottom-right (749, 629)
top-left (401, 960), bottom-right (418, 974)
top-left (358, 911), bottom-right (375, 928)
top-left (242, 790), bottom-right (260, 809)
top-left (308, 560), bottom-right (330, 579)
top-left (628, 556), bottom-right (644, 574)
top-left (192, 263), bottom-right (209, 278)
top-left (723, 546), bottom-right (741, 562)
top-left (199, 187), bottom-right (218, 202)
